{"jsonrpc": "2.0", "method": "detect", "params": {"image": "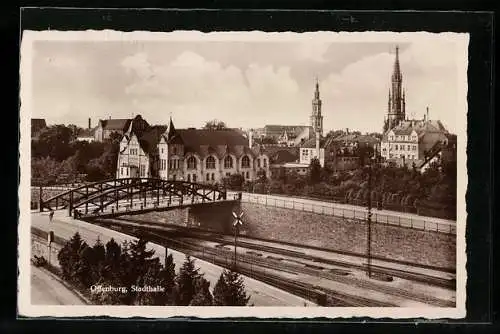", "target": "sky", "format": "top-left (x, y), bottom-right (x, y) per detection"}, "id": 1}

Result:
top-left (28, 32), bottom-right (466, 134)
